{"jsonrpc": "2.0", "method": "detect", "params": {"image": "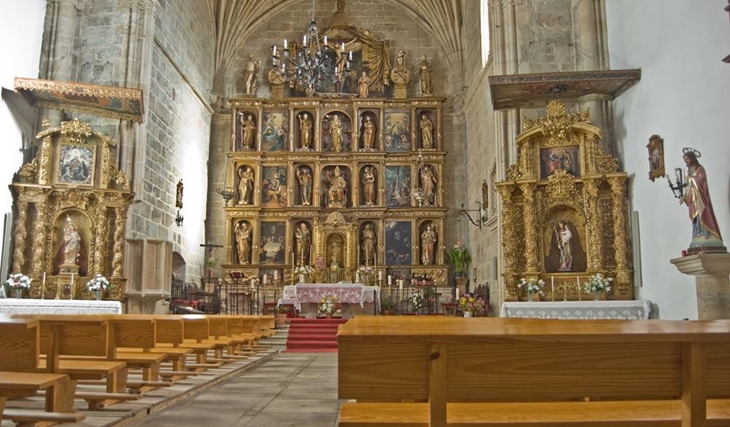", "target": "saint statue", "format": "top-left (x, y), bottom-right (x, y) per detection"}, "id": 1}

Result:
top-left (357, 71), bottom-right (370, 98)
top-left (361, 224), bottom-right (376, 266)
top-left (237, 166), bottom-right (254, 205)
top-left (417, 55), bottom-right (433, 95)
top-left (361, 166), bottom-right (376, 206)
top-left (54, 215), bottom-right (88, 276)
top-left (360, 115), bottom-right (376, 150)
top-left (295, 223), bottom-right (311, 266)
top-left (296, 166), bottom-right (312, 206)
top-left (420, 224), bottom-right (437, 265)
top-left (419, 114), bottom-right (434, 149)
top-left (239, 113), bottom-right (256, 149)
top-left (241, 55), bottom-right (260, 95)
top-left (327, 166), bottom-right (348, 207)
top-left (420, 165), bottom-right (437, 205)
top-left (391, 50), bottom-right (411, 85)
top-left (298, 113), bottom-right (313, 149)
top-left (556, 221), bottom-right (573, 271)
top-left (235, 221), bottom-right (251, 264)
top-left (330, 114), bottom-right (344, 152)
top-left (680, 149), bottom-right (725, 251)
